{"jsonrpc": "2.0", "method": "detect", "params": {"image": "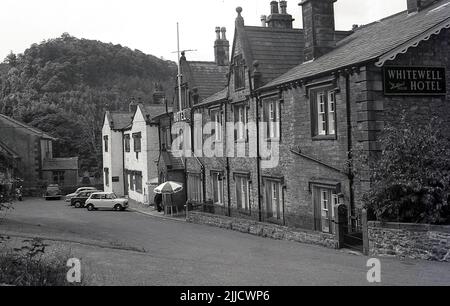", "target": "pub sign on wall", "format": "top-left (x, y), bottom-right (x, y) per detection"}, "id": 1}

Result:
top-left (383, 66), bottom-right (446, 96)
